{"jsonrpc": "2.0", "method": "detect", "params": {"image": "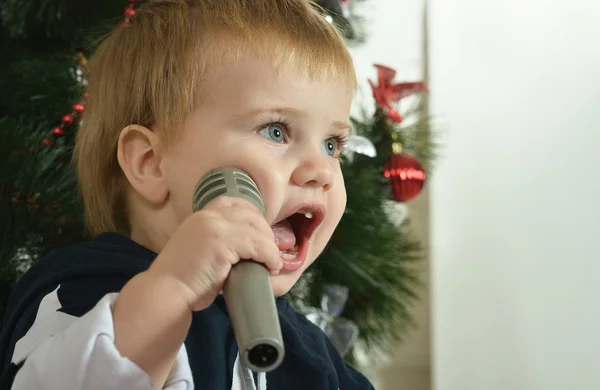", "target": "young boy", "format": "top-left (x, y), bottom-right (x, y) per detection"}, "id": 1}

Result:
top-left (0, 0), bottom-right (374, 389)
